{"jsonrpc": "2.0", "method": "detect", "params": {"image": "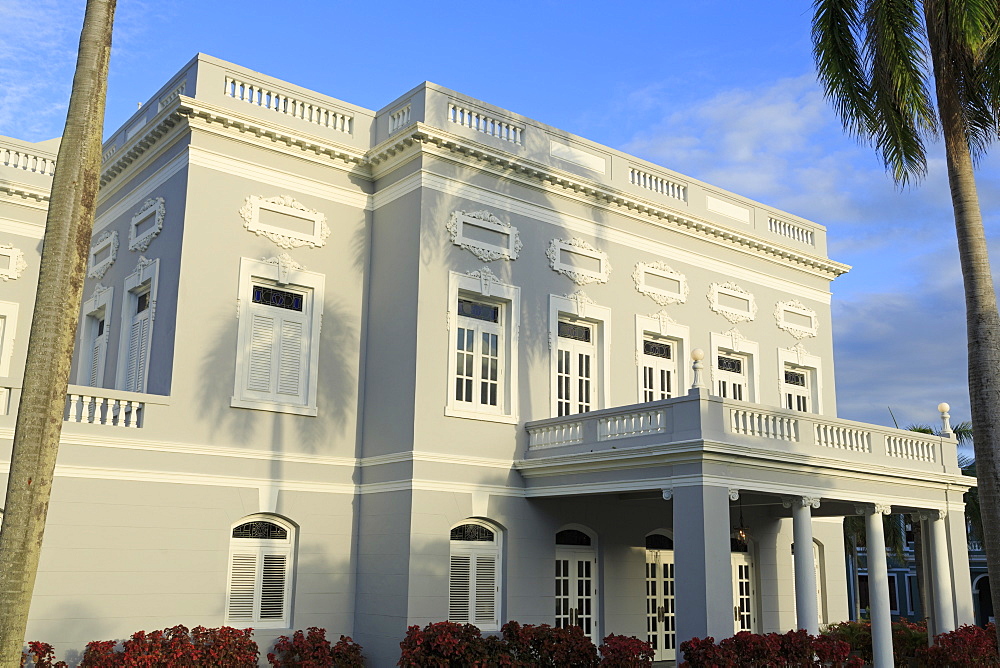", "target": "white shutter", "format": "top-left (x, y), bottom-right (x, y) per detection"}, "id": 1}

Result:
top-left (276, 320), bottom-right (305, 398)
top-left (125, 318), bottom-right (141, 392)
top-left (474, 554), bottom-right (497, 626)
top-left (227, 552), bottom-right (259, 621)
top-left (247, 313), bottom-right (276, 394)
top-left (259, 553), bottom-right (288, 619)
top-left (89, 334), bottom-right (104, 386)
top-left (449, 555), bottom-right (471, 623)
